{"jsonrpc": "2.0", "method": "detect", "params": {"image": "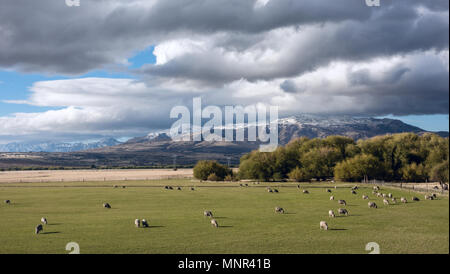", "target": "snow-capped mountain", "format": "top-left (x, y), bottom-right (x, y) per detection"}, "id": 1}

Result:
top-left (0, 138), bottom-right (122, 152)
